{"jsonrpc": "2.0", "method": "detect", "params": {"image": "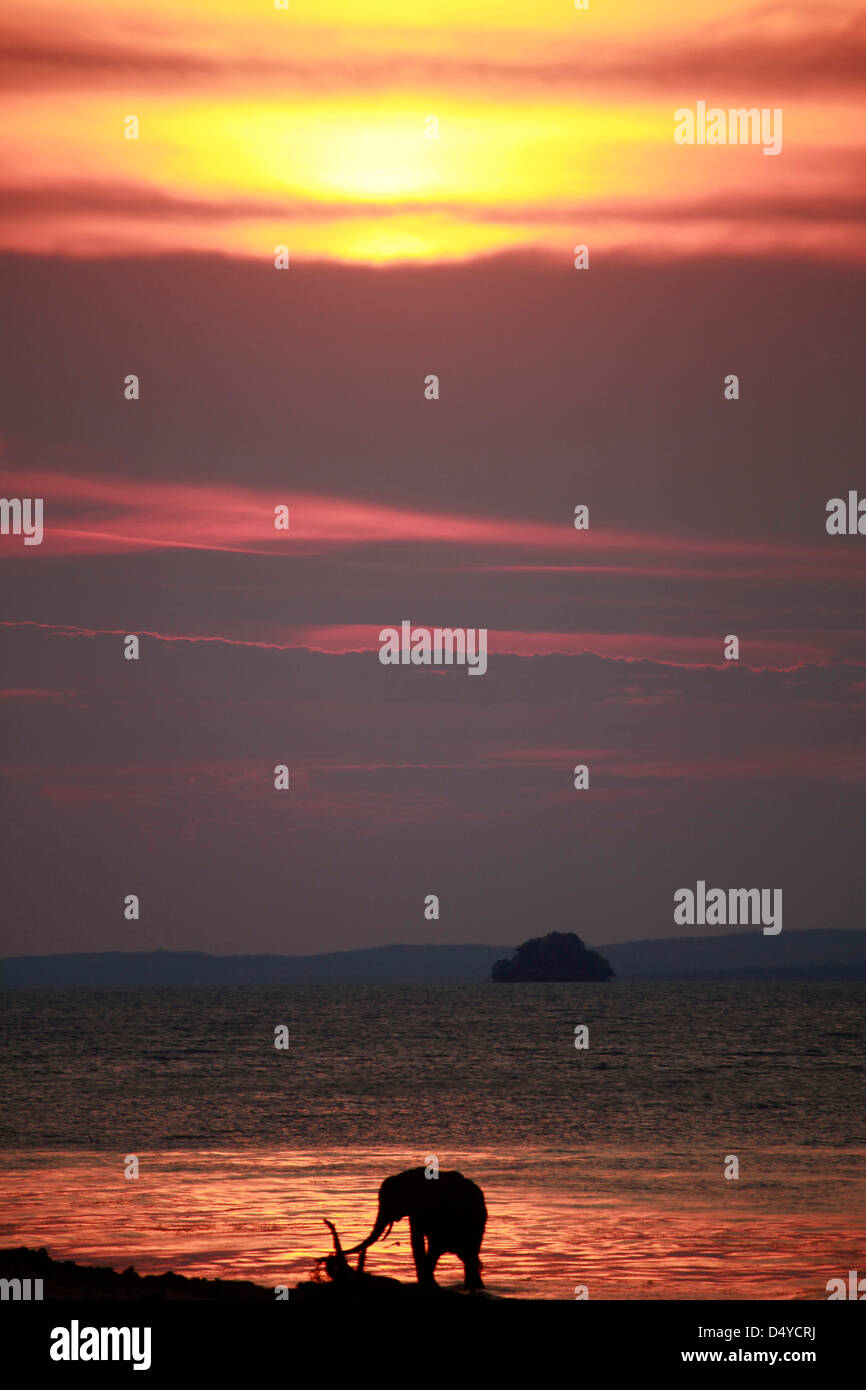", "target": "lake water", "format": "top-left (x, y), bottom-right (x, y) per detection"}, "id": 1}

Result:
top-left (0, 983), bottom-right (863, 1299)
